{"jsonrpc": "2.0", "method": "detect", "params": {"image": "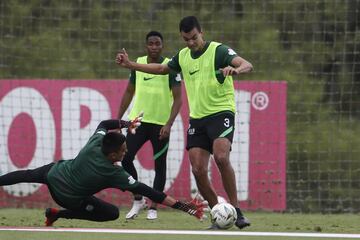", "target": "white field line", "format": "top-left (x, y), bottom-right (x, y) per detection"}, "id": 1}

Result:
top-left (0, 227), bottom-right (359, 238)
